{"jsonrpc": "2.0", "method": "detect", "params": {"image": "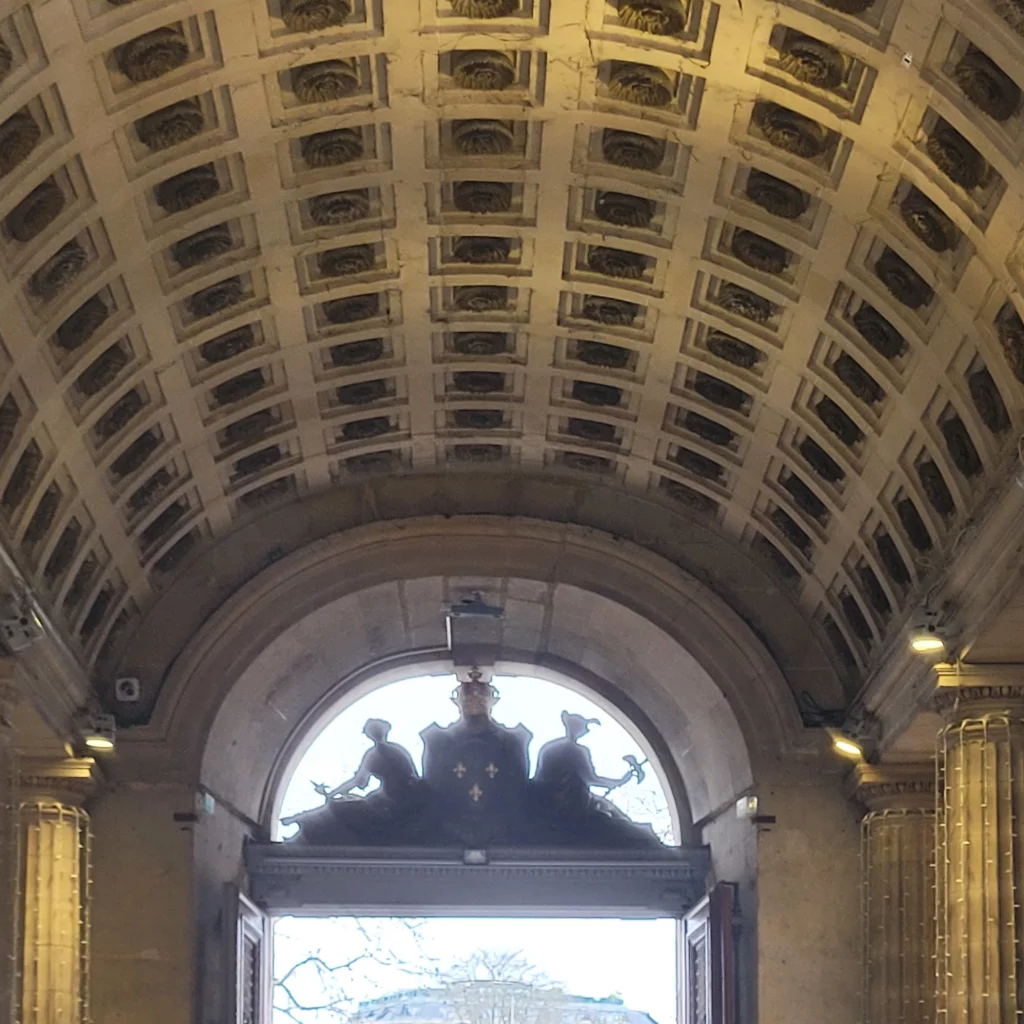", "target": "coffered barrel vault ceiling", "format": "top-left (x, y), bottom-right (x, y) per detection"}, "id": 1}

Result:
top-left (0, 0), bottom-right (1023, 693)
